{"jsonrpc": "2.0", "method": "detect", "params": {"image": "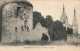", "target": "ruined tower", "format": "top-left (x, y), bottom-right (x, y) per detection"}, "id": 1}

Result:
top-left (72, 7), bottom-right (78, 34)
top-left (0, 0), bottom-right (33, 43)
top-left (60, 5), bottom-right (68, 30)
